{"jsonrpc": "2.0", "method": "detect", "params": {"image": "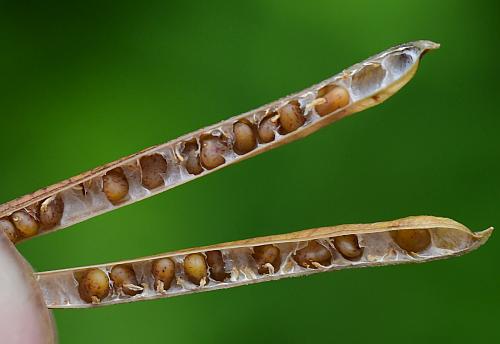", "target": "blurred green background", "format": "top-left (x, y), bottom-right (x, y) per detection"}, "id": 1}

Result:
top-left (1, 1), bottom-right (499, 343)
